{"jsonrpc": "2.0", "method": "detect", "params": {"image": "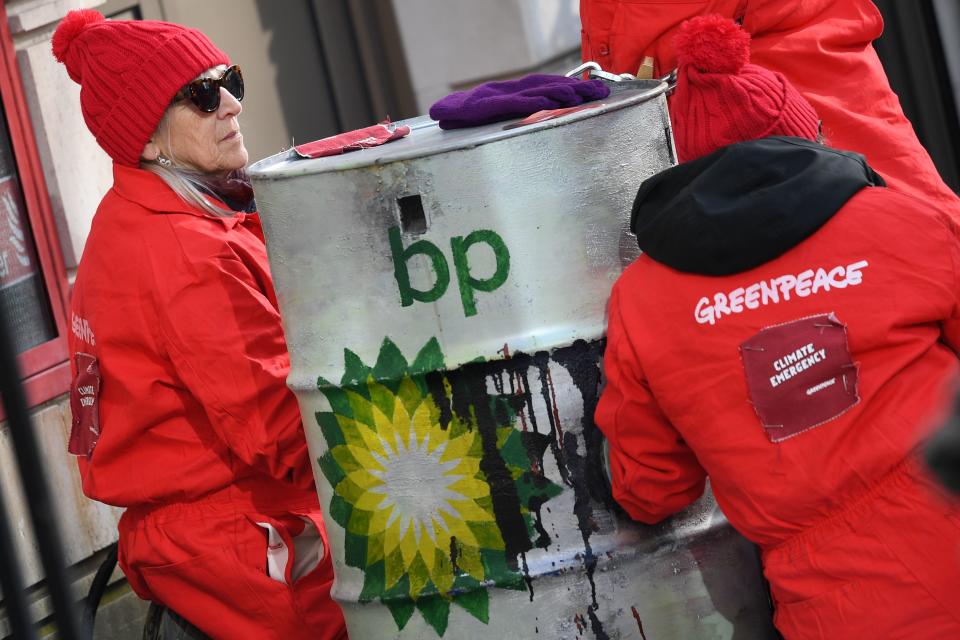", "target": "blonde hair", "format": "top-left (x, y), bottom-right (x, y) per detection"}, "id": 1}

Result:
top-left (139, 161), bottom-right (231, 217)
